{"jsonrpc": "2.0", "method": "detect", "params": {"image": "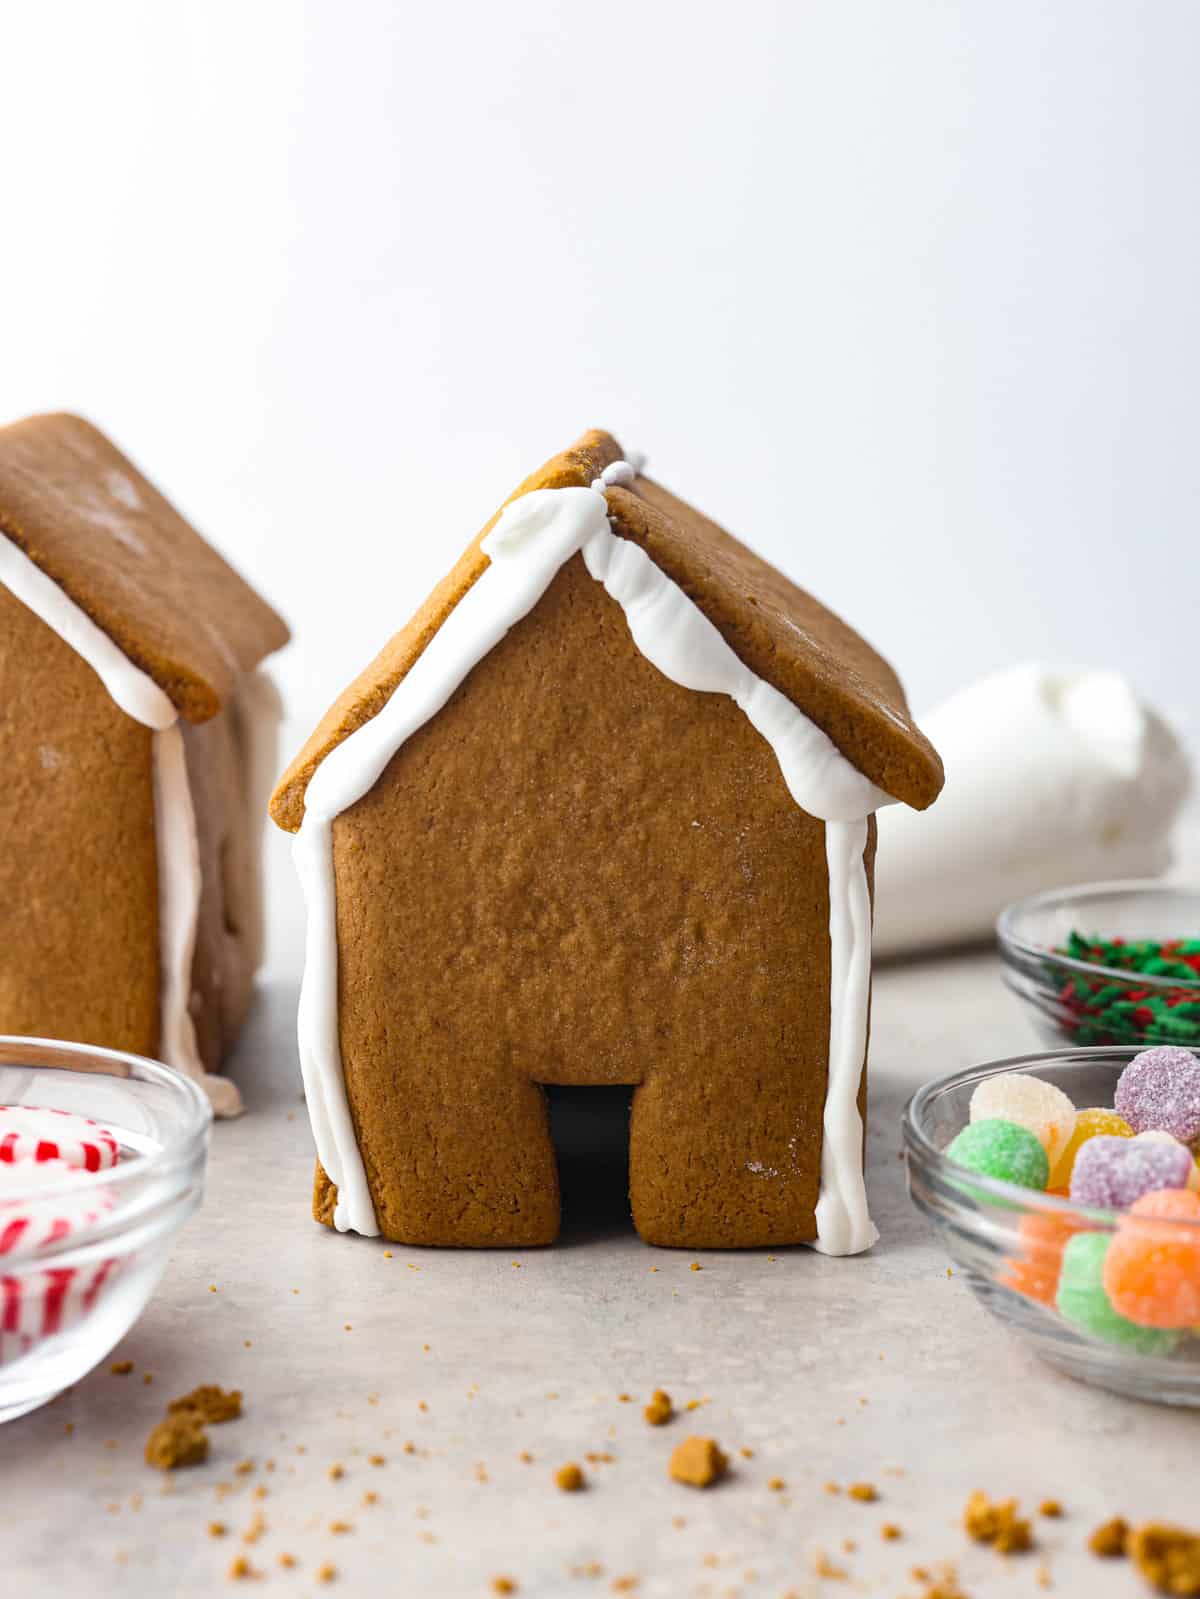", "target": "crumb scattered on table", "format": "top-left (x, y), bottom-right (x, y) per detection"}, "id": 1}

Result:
top-left (668, 1437), bottom-right (728, 1489)
top-left (965, 1490), bottom-right (1033, 1554)
top-left (555, 1463), bottom-right (586, 1493)
top-left (145, 1413), bottom-right (208, 1471)
top-left (644, 1389), bottom-right (673, 1426)
top-left (1128, 1523), bottom-right (1200, 1596)
top-left (1088, 1516), bottom-right (1130, 1559)
top-left (169, 1386), bottom-right (242, 1424)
